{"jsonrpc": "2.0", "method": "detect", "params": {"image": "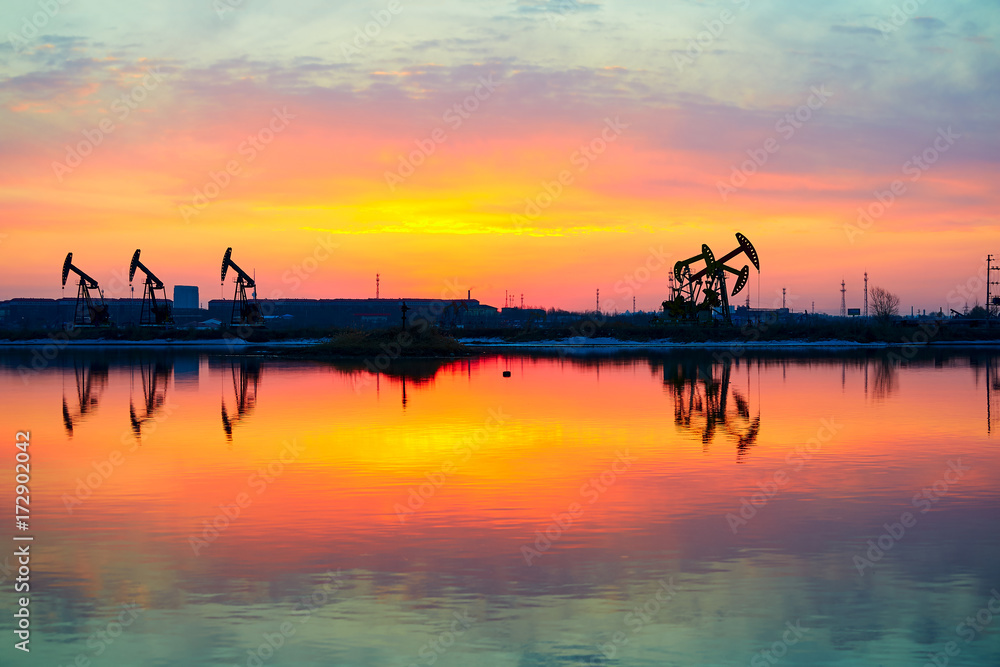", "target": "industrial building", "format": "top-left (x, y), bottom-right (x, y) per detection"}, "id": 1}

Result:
top-left (0, 297), bottom-right (499, 331)
top-left (173, 286), bottom-right (199, 310)
top-left (207, 298), bottom-right (489, 330)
